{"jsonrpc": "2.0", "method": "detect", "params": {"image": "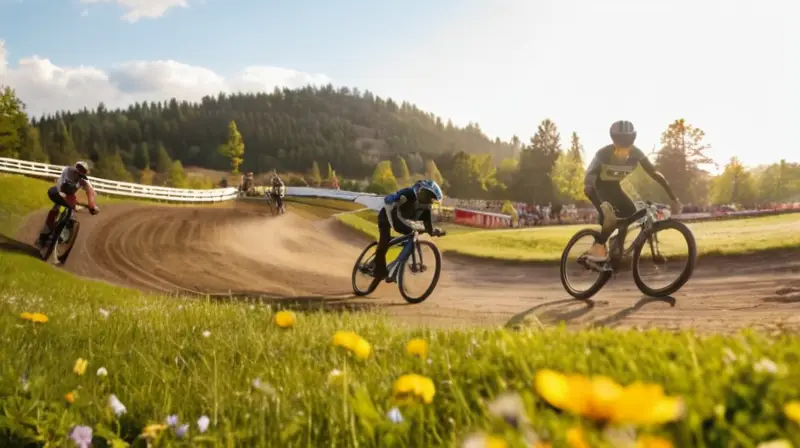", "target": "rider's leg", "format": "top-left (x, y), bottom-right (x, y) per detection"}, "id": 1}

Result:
top-left (373, 209), bottom-right (392, 279)
top-left (38, 187), bottom-right (70, 243)
top-left (584, 182), bottom-right (617, 261)
top-left (605, 184), bottom-right (638, 259)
